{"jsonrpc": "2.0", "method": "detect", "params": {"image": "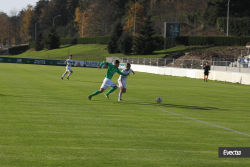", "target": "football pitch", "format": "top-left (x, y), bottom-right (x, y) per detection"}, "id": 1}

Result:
top-left (1, 63), bottom-right (250, 166)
